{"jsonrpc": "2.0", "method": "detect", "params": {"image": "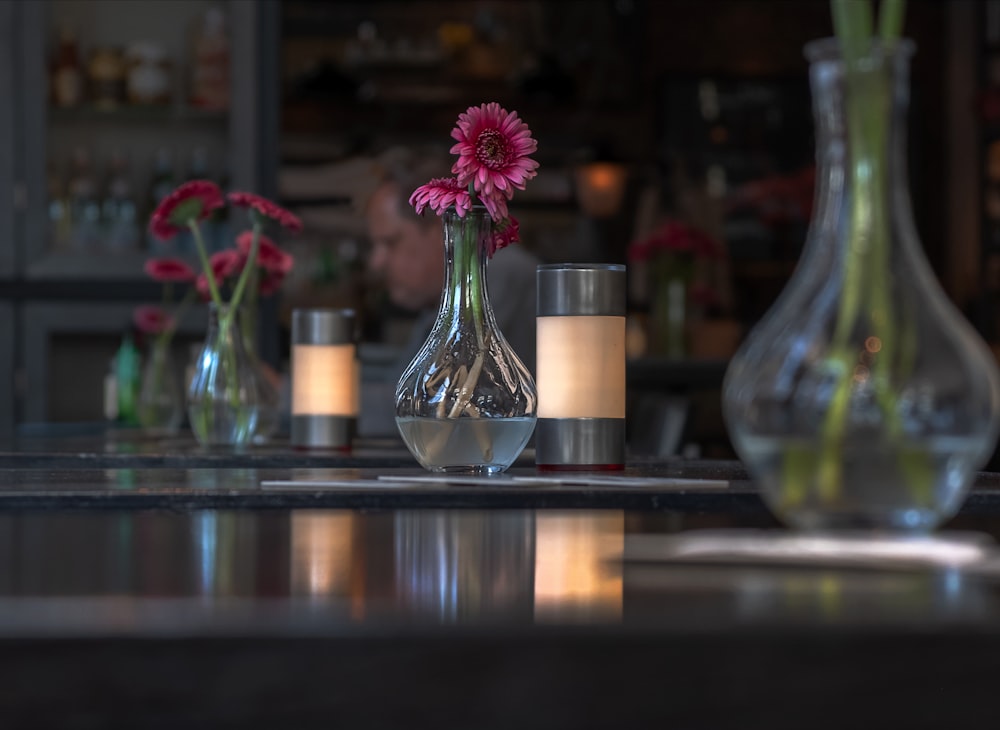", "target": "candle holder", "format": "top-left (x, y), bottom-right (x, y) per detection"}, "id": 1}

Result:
top-left (291, 308), bottom-right (358, 450)
top-left (535, 264), bottom-right (627, 469)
